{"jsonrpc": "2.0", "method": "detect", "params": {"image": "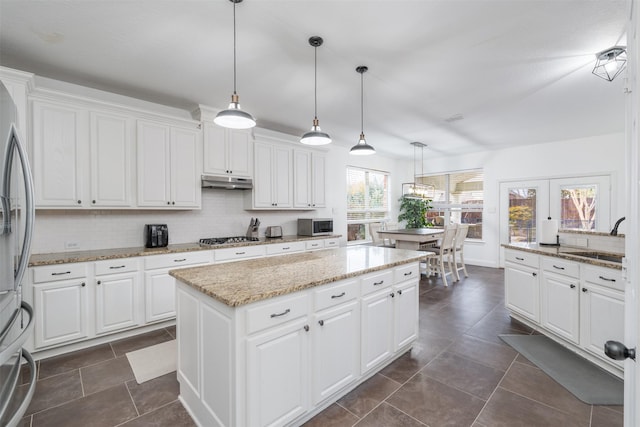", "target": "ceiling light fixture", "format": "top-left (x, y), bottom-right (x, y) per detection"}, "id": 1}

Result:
top-left (402, 142), bottom-right (435, 199)
top-left (592, 46), bottom-right (627, 82)
top-left (350, 66), bottom-right (375, 156)
top-left (300, 36), bottom-right (331, 146)
top-left (214, 0), bottom-right (256, 129)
